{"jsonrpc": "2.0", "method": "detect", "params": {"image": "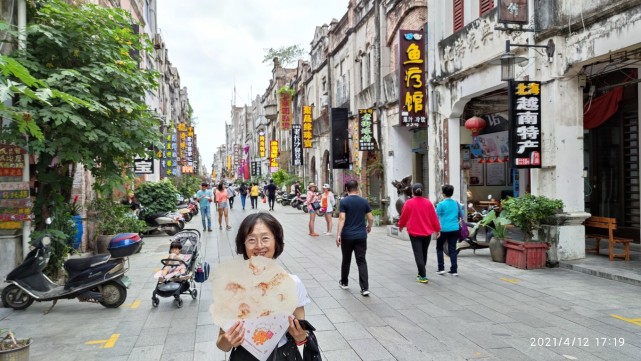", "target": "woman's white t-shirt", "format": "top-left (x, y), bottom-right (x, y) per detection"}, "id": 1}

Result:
top-left (277, 274), bottom-right (310, 347)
